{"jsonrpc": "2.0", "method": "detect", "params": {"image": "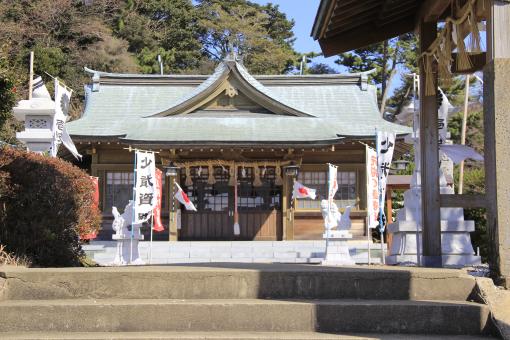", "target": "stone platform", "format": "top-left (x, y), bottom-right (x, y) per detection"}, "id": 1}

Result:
top-left (83, 240), bottom-right (385, 266)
